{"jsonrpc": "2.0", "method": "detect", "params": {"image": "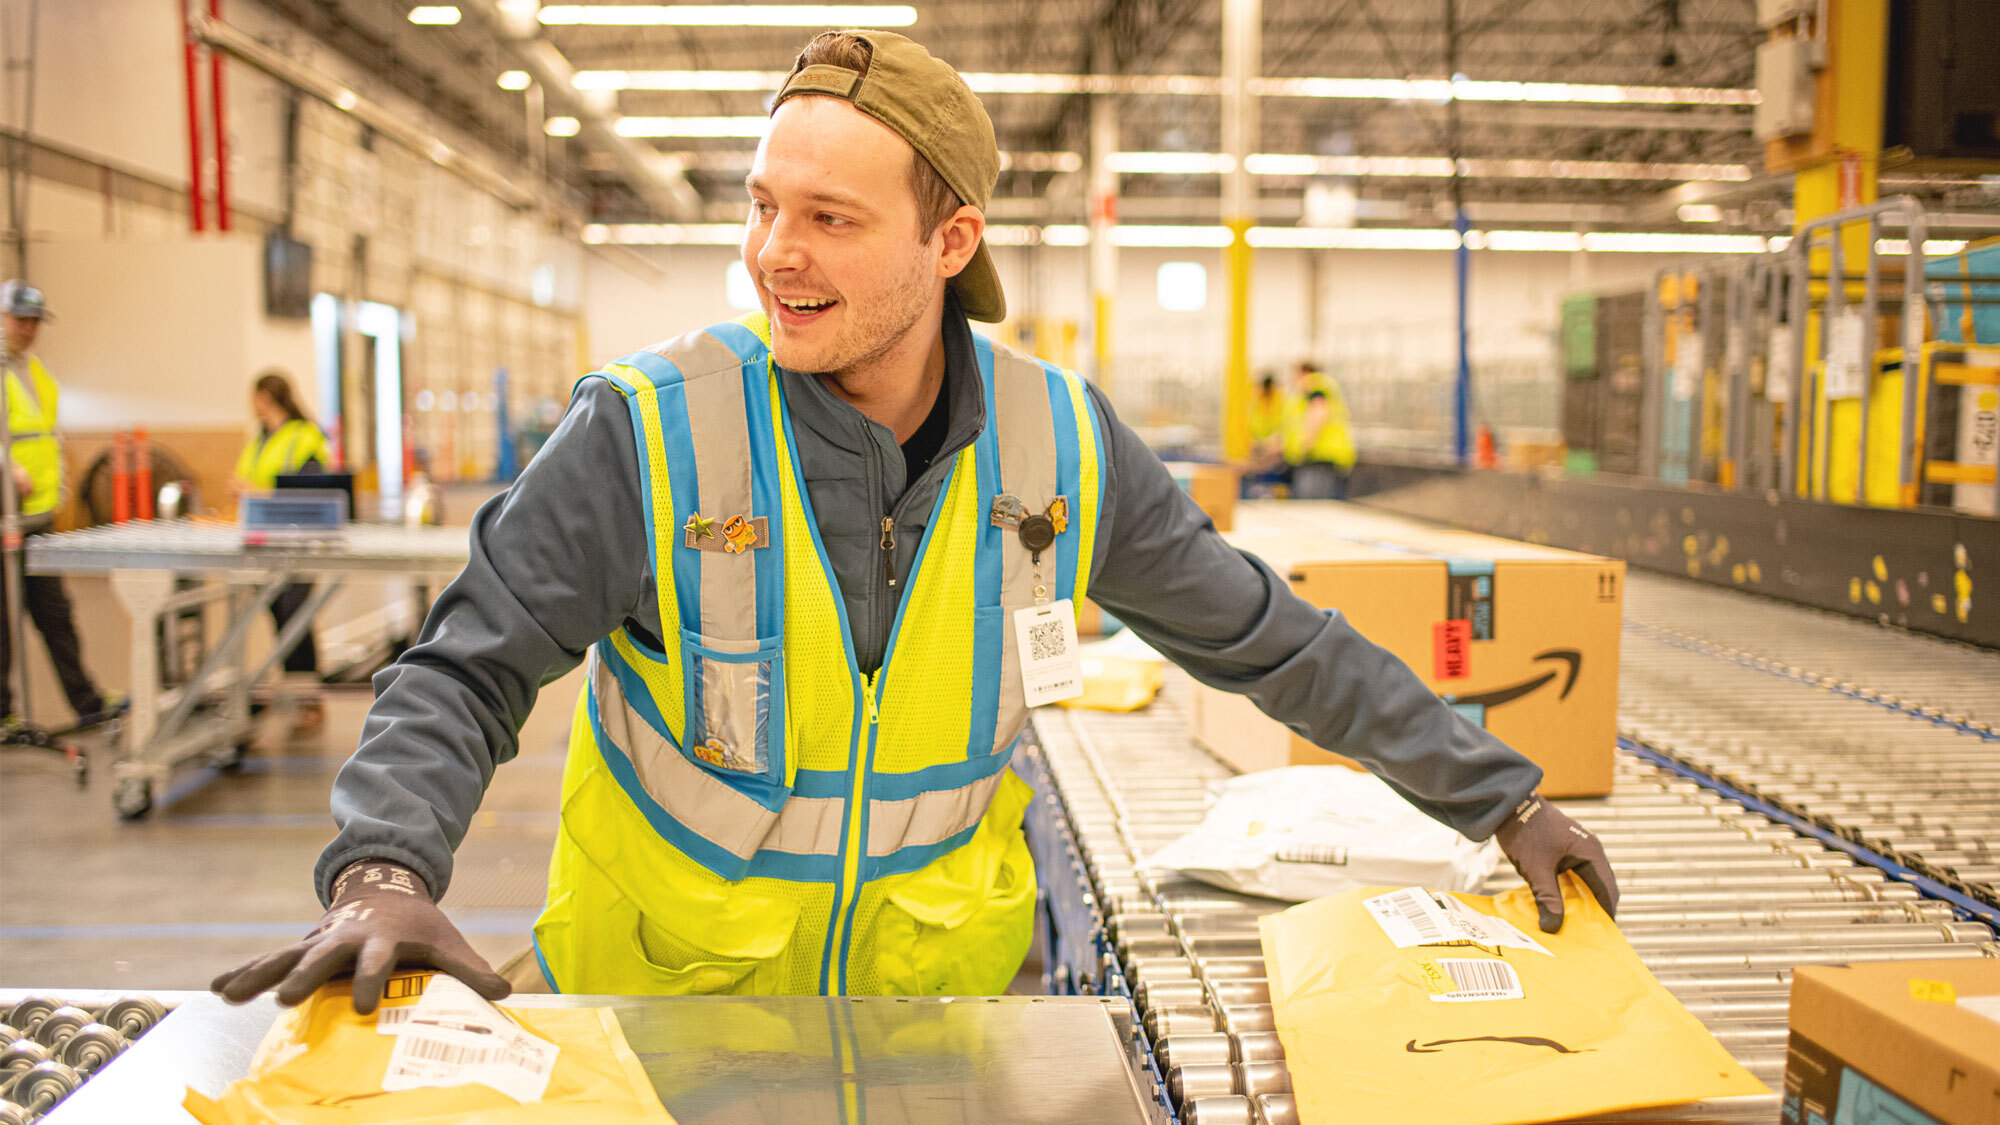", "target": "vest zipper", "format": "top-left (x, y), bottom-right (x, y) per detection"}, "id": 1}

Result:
top-left (879, 516), bottom-right (894, 552)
